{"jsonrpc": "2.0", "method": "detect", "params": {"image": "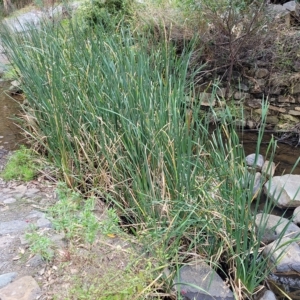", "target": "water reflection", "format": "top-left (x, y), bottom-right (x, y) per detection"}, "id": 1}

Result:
top-left (0, 81), bottom-right (24, 150)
